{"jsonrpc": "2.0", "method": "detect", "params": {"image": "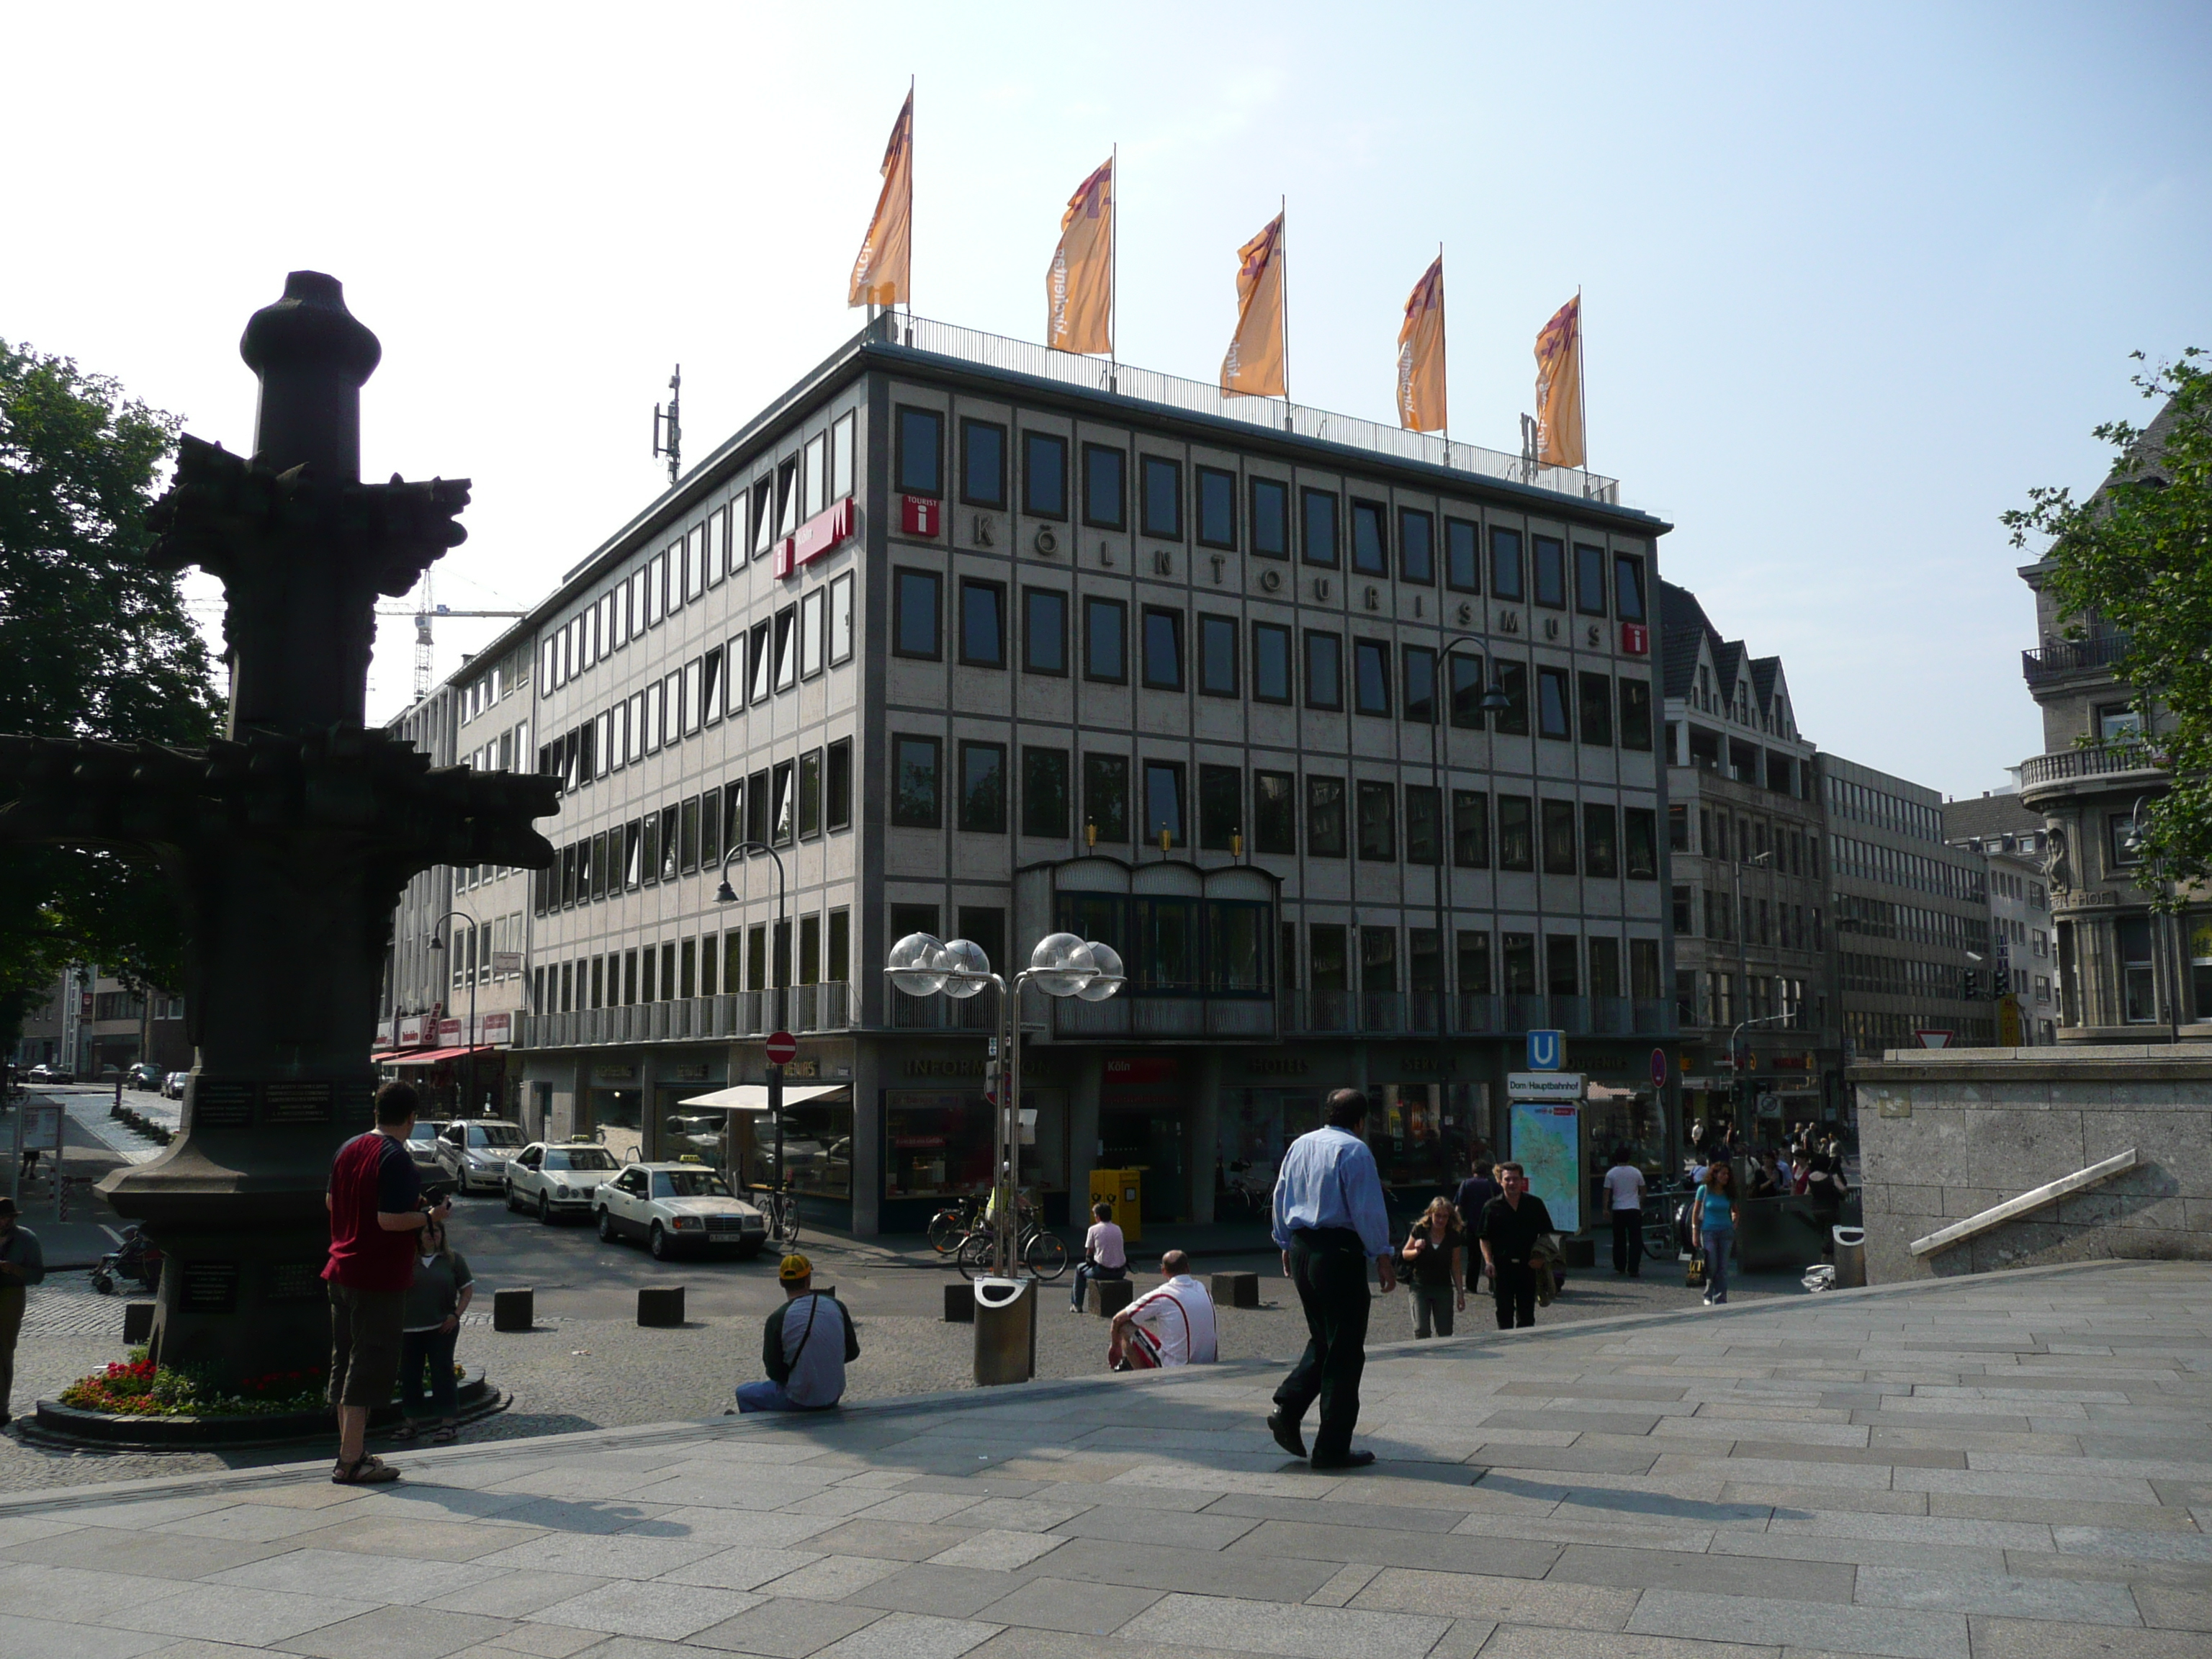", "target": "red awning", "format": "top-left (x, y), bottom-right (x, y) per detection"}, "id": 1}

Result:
top-left (380, 1044), bottom-right (498, 1066)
